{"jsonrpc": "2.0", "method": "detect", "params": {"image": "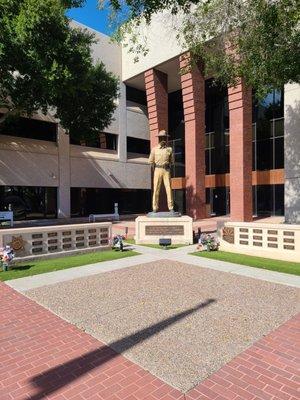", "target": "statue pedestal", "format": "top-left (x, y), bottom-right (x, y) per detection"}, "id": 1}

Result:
top-left (135, 215), bottom-right (193, 245)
